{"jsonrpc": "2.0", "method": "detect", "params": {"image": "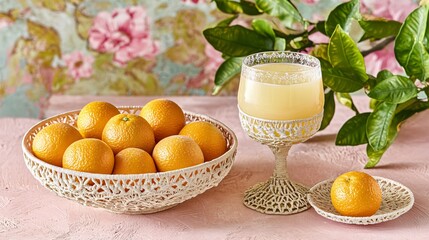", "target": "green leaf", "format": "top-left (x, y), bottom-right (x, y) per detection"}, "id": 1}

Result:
top-left (366, 102), bottom-right (396, 151)
top-left (214, 0), bottom-right (243, 14)
top-left (255, 0), bottom-right (303, 28)
top-left (367, 70), bottom-right (393, 90)
top-left (213, 57), bottom-right (243, 95)
top-left (203, 26), bottom-right (274, 57)
top-left (377, 69), bottom-right (394, 80)
top-left (274, 37), bottom-right (286, 51)
top-left (26, 20), bottom-right (61, 67)
top-left (365, 124), bottom-right (398, 168)
top-left (126, 69), bottom-right (161, 95)
top-left (316, 21), bottom-right (327, 36)
top-left (367, 98), bottom-right (429, 167)
top-left (311, 44), bottom-right (329, 62)
top-left (328, 25), bottom-right (367, 82)
top-left (0, 11), bottom-right (16, 25)
top-left (395, 99), bottom-right (429, 123)
top-left (369, 98), bottom-right (379, 110)
top-left (395, 5), bottom-right (429, 81)
top-left (289, 35), bottom-right (311, 50)
top-left (216, 15), bottom-right (238, 27)
top-left (32, 0), bottom-right (66, 11)
top-left (335, 92), bottom-right (359, 114)
top-left (74, 7), bottom-right (93, 39)
top-left (321, 67), bottom-right (363, 92)
top-left (368, 75), bottom-right (418, 104)
top-left (68, 0), bottom-right (84, 5)
top-left (52, 68), bottom-right (72, 92)
top-left (319, 58), bottom-right (332, 69)
top-left (319, 90), bottom-right (335, 131)
top-left (336, 113), bottom-right (370, 145)
top-left (252, 19), bottom-right (276, 40)
top-left (325, 0), bottom-right (360, 36)
top-left (359, 19), bottom-right (401, 41)
top-left (240, 0), bottom-right (263, 15)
